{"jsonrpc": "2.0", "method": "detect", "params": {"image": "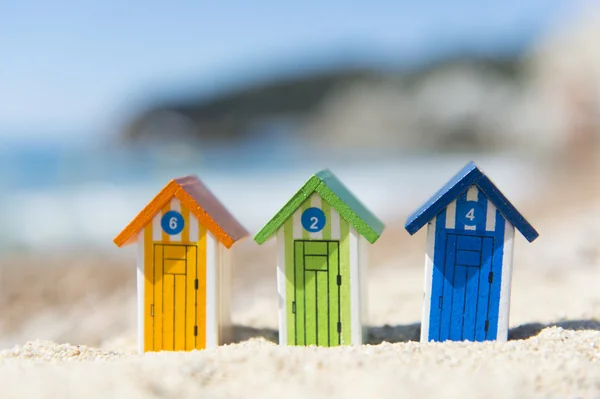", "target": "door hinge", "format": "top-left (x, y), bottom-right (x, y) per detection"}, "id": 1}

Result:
top-left (438, 296), bottom-right (443, 309)
top-left (150, 304), bottom-right (154, 317)
top-left (337, 322), bottom-right (342, 333)
top-left (194, 326), bottom-right (198, 336)
top-left (337, 275), bottom-right (342, 286)
top-left (484, 320), bottom-right (489, 332)
top-left (488, 272), bottom-right (493, 283)
top-left (195, 279), bottom-right (199, 290)
top-left (292, 301), bottom-right (296, 314)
